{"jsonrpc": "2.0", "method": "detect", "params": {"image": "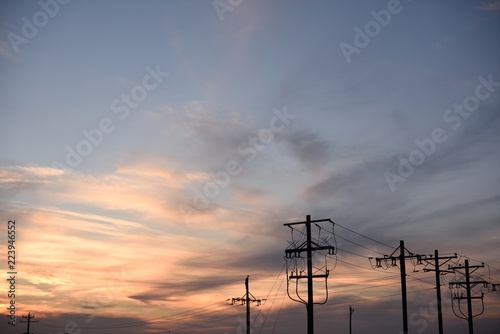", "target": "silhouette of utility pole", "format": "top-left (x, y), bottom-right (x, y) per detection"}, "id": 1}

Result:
top-left (21, 313), bottom-right (39, 334)
top-left (373, 240), bottom-right (422, 334)
top-left (227, 275), bottom-right (264, 334)
top-left (349, 305), bottom-right (354, 334)
top-left (284, 215), bottom-right (335, 334)
top-left (422, 250), bottom-right (457, 334)
top-left (449, 260), bottom-right (488, 334)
